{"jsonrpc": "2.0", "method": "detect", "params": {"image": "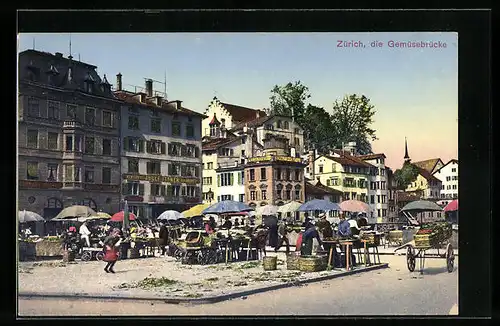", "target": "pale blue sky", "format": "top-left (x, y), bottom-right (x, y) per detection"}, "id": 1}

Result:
top-left (18, 32), bottom-right (458, 169)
